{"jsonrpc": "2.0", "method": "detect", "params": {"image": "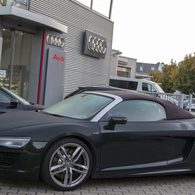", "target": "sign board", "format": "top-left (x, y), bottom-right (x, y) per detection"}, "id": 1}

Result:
top-left (44, 48), bottom-right (66, 106)
top-left (83, 30), bottom-right (107, 59)
top-left (37, 29), bottom-right (66, 105)
top-left (0, 70), bottom-right (6, 78)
